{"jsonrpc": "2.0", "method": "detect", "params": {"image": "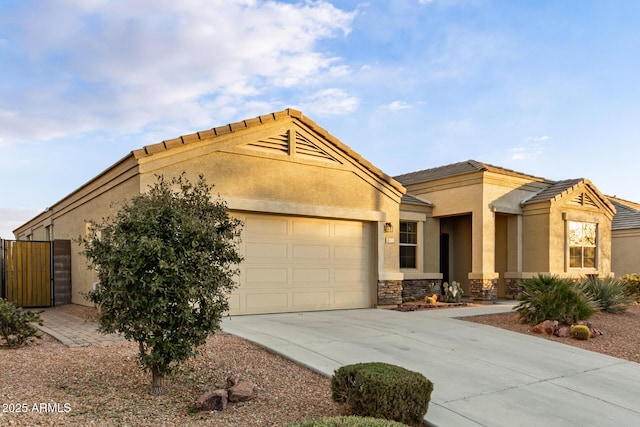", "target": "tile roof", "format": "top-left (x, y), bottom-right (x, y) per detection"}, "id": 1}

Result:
top-left (610, 199), bottom-right (640, 230)
top-left (521, 179), bottom-right (585, 205)
top-left (394, 160), bottom-right (547, 185)
top-left (401, 194), bottom-right (434, 207)
top-left (132, 108), bottom-right (405, 194)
